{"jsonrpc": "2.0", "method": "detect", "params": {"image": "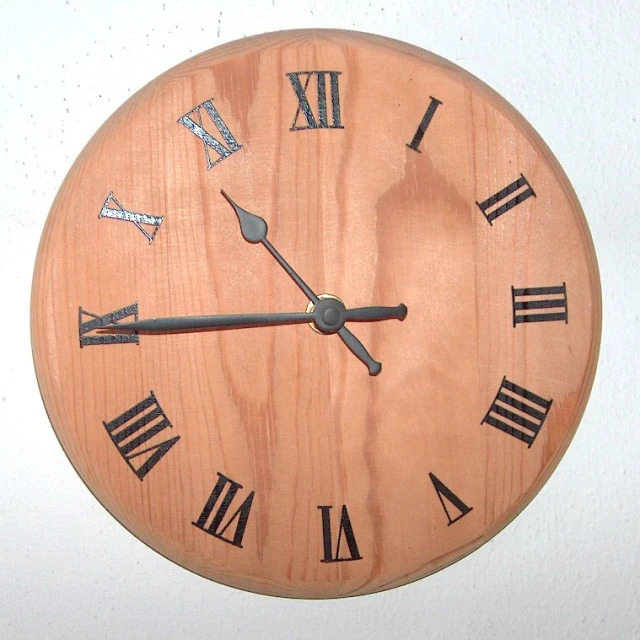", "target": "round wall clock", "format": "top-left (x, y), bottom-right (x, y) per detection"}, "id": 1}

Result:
top-left (31, 29), bottom-right (601, 598)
